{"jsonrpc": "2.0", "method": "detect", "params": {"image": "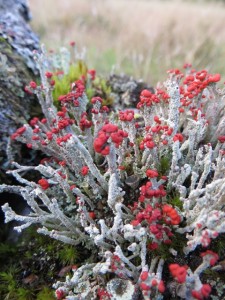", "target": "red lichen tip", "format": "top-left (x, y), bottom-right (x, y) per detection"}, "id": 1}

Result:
top-left (81, 166), bottom-right (89, 176)
top-left (218, 136), bottom-right (225, 143)
top-left (169, 264), bottom-right (187, 283)
top-left (119, 110), bottom-right (135, 122)
top-left (45, 71), bottom-right (53, 79)
top-left (191, 284), bottom-right (211, 300)
top-left (91, 96), bottom-right (103, 104)
top-left (55, 289), bottom-right (65, 300)
top-left (70, 41), bottom-right (76, 47)
top-left (29, 81), bottom-right (37, 89)
top-left (141, 89), bottom-right (153, 97)
top-left (88, 69), bottom-right (96, 80)
top-left (173, 133), bottom-right (184, 142)
top-left (38, 178), bottom-right (50, 190)
top-left (146, 169), bottom-right (159, 178)
top-left (89, 211), bottom-right (96, 219)
top-left (140, 271), bottom-right (149, 281)
top-left (200, 250), bottom-right (219, 266)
